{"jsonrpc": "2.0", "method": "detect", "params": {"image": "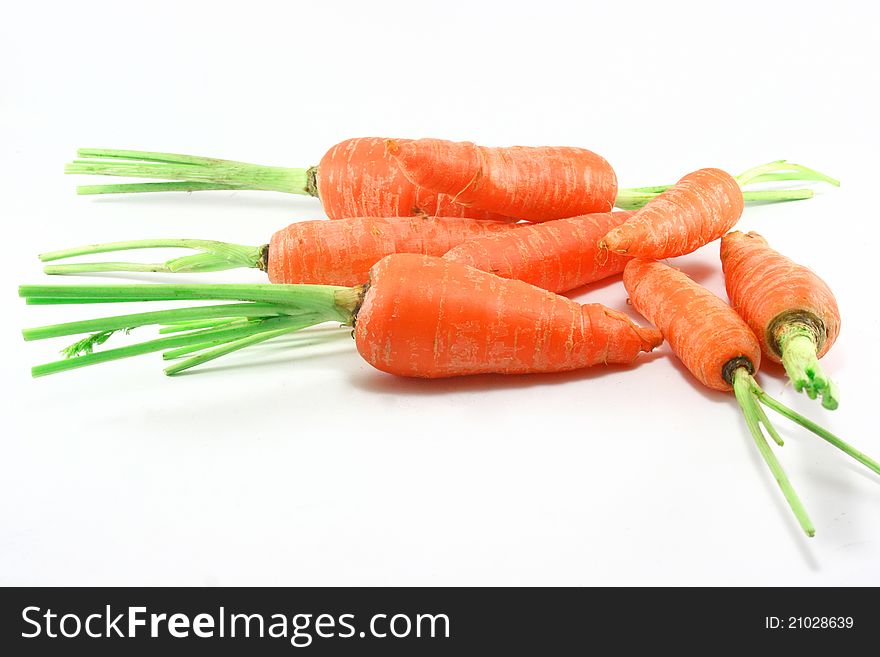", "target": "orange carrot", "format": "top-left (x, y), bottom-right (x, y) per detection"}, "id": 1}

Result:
top-left (64, 139), bottom-right (515, 221)
top-left (386, 138), bottom-right (618, 222)
top-left (39, 216), bottom-right (519, 287)
top-left (20, 254), bottom-right (662, 380)
top-left (602, 163), bottom-right (840, 259)
top-left (721, 231), bottom-right (841, 409)
top-left (623, 258), bottom-right (879, 537)
top-left (602, 168), bottom-right (744, 259)
top-left (623, 258), bottom-right (758, 392)
top-left (357, 255), bottom-right (660, 377)
top-left (443, 211), bottom-right (633, 293)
